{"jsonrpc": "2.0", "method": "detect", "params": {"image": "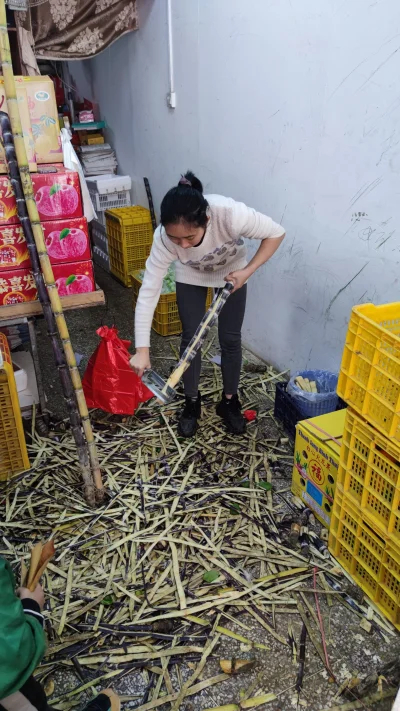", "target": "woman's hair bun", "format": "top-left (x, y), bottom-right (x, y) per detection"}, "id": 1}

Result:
top-left (178, 171), bottom-right (204, 194)
top-left (161, 171), bottom-right (208, 228)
